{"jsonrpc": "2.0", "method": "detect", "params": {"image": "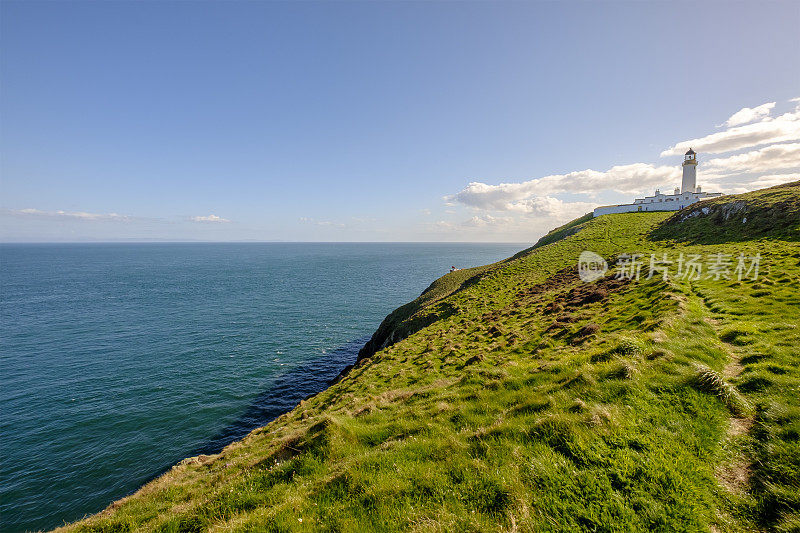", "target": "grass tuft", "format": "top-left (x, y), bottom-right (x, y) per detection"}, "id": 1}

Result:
top-left (691, 364), bottom-right (751, 417)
